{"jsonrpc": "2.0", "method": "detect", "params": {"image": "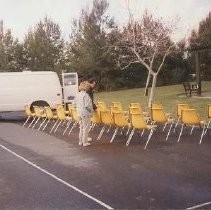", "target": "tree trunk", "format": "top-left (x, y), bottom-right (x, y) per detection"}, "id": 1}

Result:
top-left (144, 72), bottom-right (151, 96)
top-left (148, 74), bottom-right (157, 107)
